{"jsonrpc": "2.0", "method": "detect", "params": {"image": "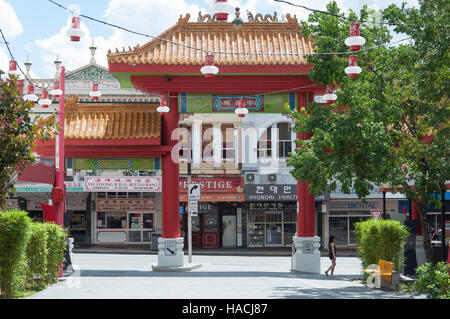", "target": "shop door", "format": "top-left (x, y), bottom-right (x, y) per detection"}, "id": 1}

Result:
top-left (265, 211), bottom-right (282, 246)
top-left (203, 213), bottom-right (218, 248)
top-left (222, 216), bottom-right (236, 247)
